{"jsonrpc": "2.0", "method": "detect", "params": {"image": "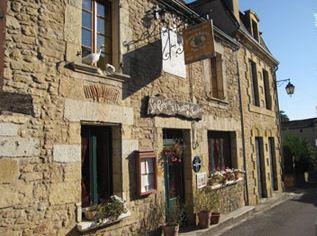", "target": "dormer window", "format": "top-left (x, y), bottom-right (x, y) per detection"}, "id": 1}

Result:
top-left (251, 19), bottom-right (259, 41)
top-left (82, 0), bottom-right (112, 68)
